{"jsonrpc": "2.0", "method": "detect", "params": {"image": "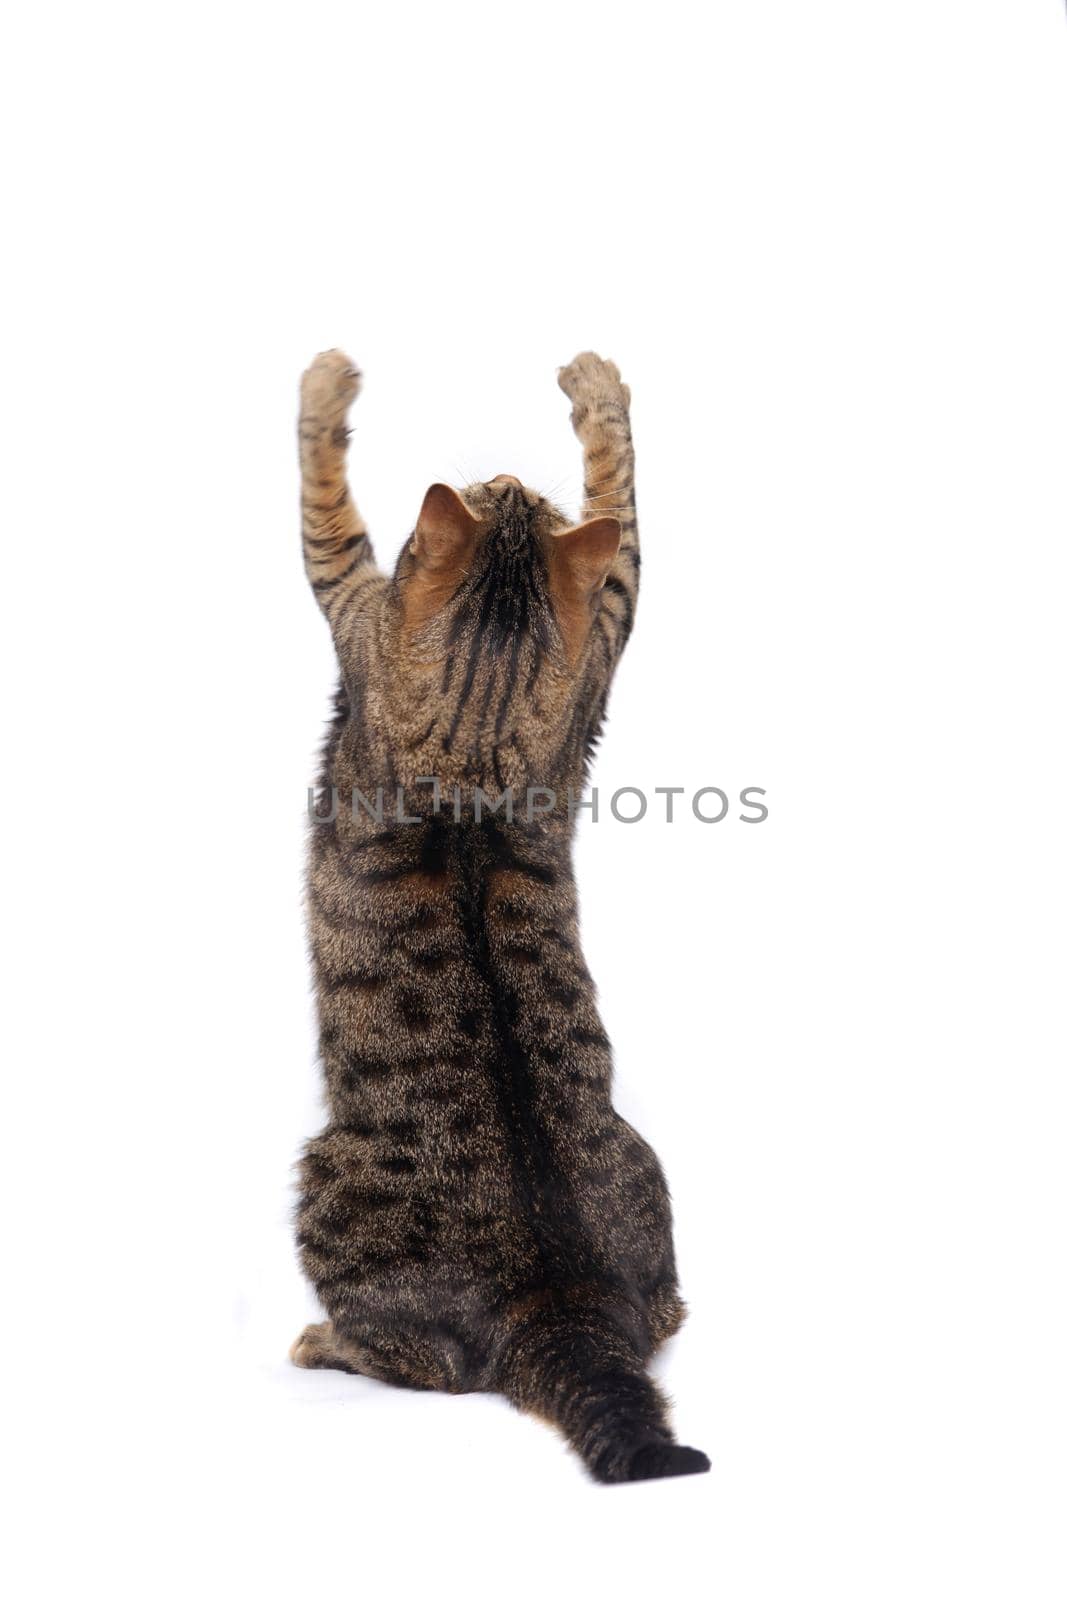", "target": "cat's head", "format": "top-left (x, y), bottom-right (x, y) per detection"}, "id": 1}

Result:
top-left (384, 475), bottom-right (620, 792)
